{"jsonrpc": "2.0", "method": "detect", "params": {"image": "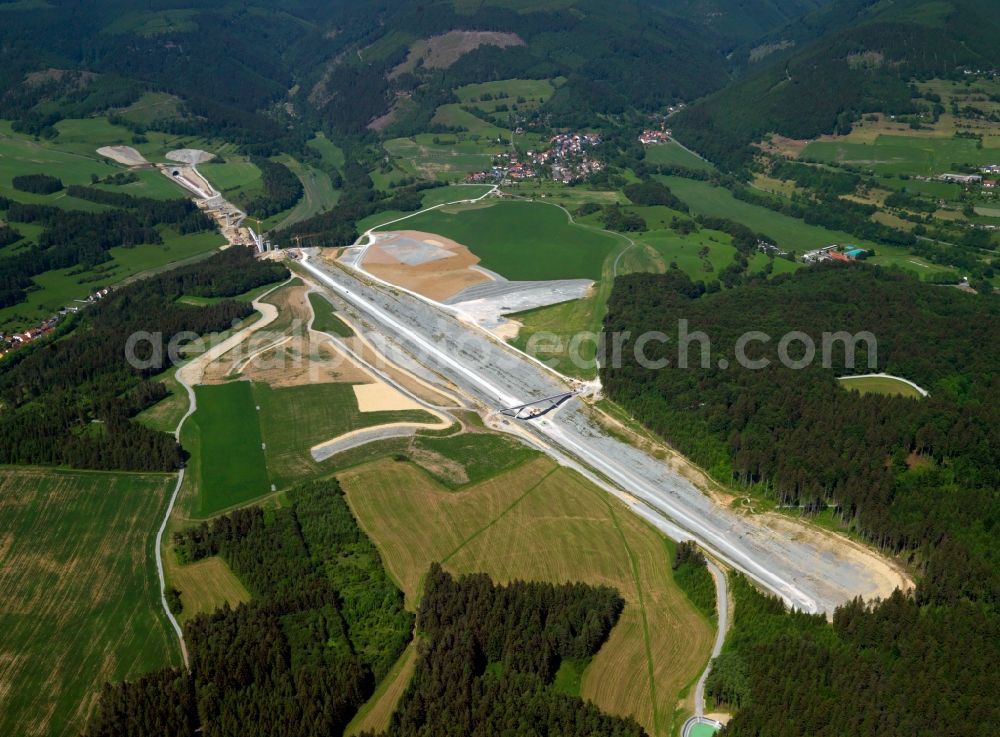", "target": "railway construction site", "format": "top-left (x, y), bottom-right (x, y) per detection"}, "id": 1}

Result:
top-left (297, 247), bottom-right (910, 615)
top-left (344, 228), bottom-right (594, 338)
